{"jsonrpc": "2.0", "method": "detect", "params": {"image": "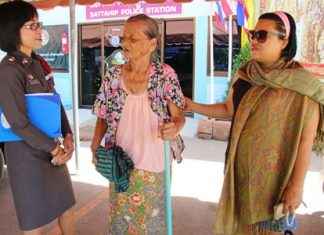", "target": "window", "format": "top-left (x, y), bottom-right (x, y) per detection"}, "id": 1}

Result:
top-left (207, 16), bottom-right (241, 77)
